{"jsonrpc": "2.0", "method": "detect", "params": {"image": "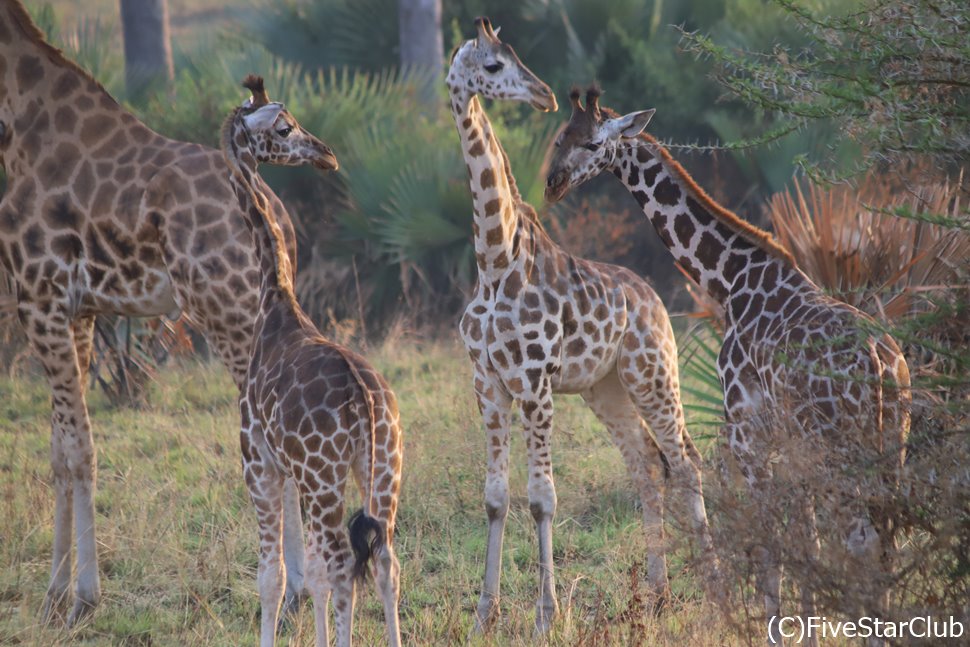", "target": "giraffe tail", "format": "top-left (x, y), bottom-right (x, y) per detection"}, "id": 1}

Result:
top-left (348, 509), bottom-right (385, 582)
